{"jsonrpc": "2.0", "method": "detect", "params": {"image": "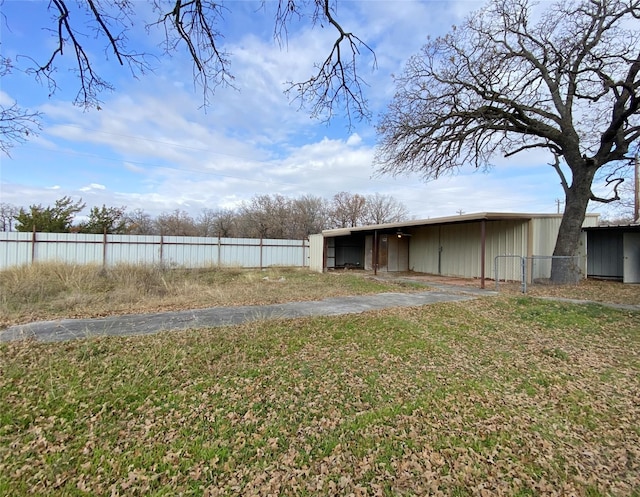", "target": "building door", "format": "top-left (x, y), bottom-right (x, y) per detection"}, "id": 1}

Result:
top-left (623, 232), bottom-right (640, 283)
top-left (377, 235), bottom-right (388, 271)
top-left (387, 234), bottom-right (409, 272)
